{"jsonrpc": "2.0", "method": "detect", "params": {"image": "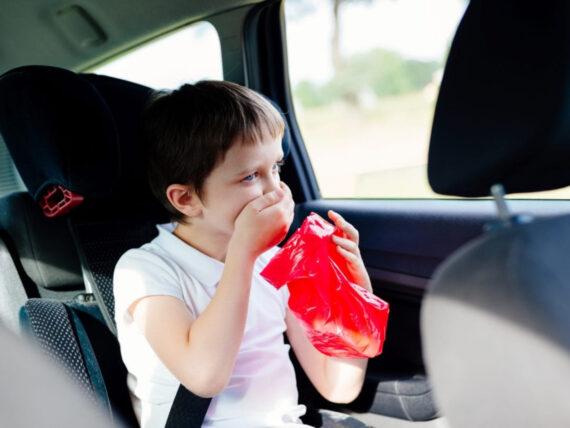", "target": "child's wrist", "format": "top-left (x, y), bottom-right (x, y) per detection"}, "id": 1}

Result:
top-left (227, 237), bottom-right (258, 264)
